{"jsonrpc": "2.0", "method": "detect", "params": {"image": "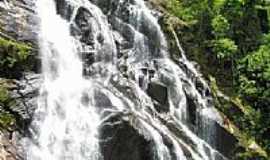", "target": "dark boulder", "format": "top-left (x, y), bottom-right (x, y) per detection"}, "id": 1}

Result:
top-left (147, 82), bottom-right (169, 113)
top-left (55, 0), bottom-right (74, 21)
top-left (100, 117), bottom-right (155, 160)
top-left (186, 95), bottom-right (197, 126)
top-left (197, 116), bottom-right (238, 159)
top-left (215, 122), bottom-right (238, 158)
top-left (74, 7), bottom-right (95, 45)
